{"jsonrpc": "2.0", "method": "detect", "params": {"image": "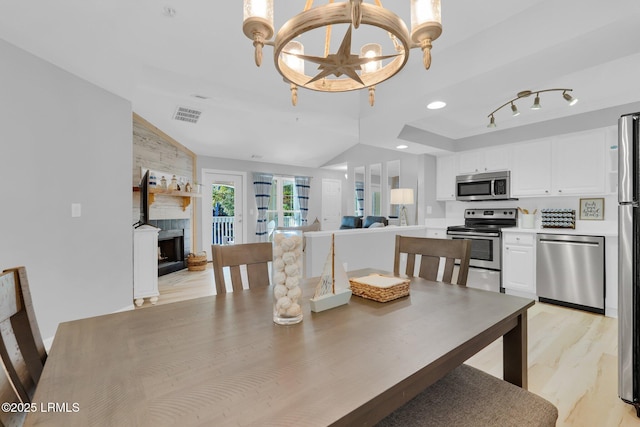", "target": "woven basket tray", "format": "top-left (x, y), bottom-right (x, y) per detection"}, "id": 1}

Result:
top-left (187, 253), bottom-right (207, 271)
top-left (349, 274), bottom-right (410, 303)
